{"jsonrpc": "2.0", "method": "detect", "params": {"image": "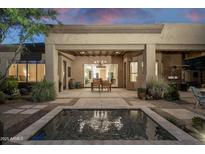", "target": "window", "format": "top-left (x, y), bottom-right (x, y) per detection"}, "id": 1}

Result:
top-left (8, 61), bottom-right (45, 83)
top-left (155, 61), bottom-right (158, 77)
top-left (28, 63), bottom-right (37, 82)
top-left (130, 62), bottom-right (138, 82)
top-left (84, 64), bottom-right (118, 87)
top-left (37, 64), bottom-right (45, 82)
top-left (18, 63), bottom-right (27, 82)
top-left (8, 64), bottom-right (17, 78)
